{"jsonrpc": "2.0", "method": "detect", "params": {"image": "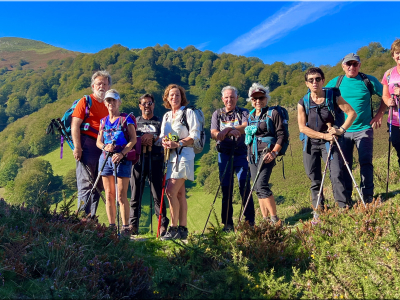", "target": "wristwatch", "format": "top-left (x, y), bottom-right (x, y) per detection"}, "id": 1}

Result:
top-left (153, 134), bottom-right (158, 140)
top-left (179, 141), bottom-right (184, 147)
